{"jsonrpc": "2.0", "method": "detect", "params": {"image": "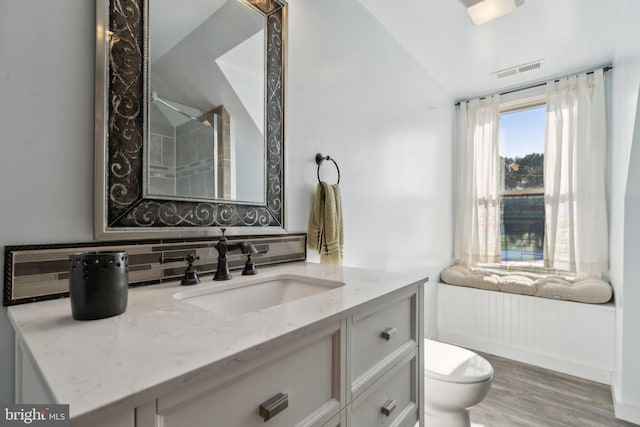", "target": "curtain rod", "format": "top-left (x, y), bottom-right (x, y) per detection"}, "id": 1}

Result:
top-left (454, 65), bottom-right (613, 106)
